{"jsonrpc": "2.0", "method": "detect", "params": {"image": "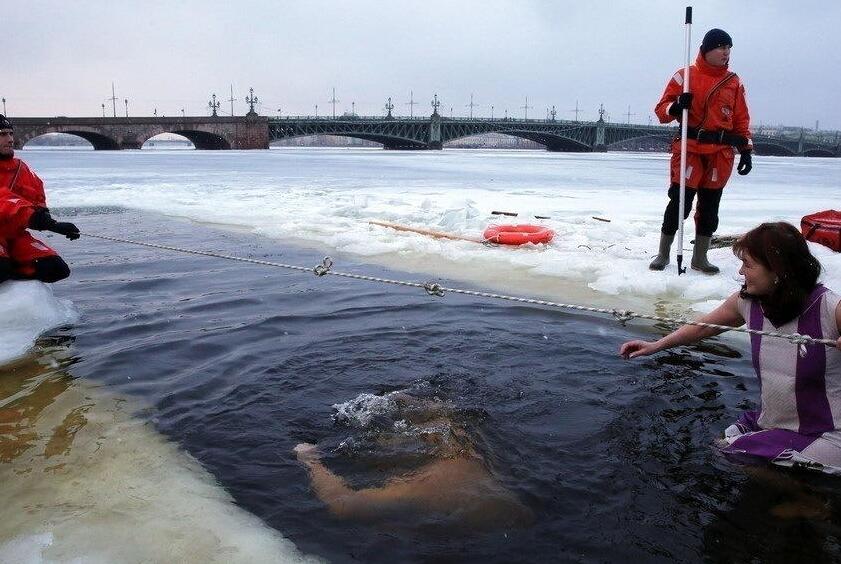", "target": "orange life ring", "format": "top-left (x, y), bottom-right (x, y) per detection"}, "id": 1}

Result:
top-left (483, 224), bottom-right (554, 246)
